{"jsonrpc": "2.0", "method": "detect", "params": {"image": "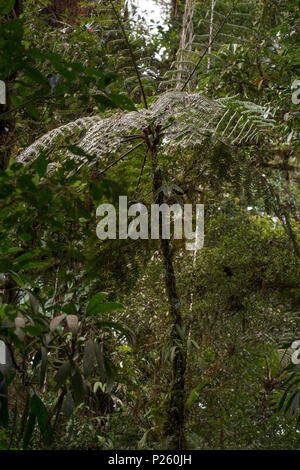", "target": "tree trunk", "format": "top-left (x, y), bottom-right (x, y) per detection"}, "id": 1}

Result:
top-left (171, 0), bottom-right (179, 20)
top-left (144, 126), bottom-right (187, 450)
top-left (176, 0), bottom-right (195, 89)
